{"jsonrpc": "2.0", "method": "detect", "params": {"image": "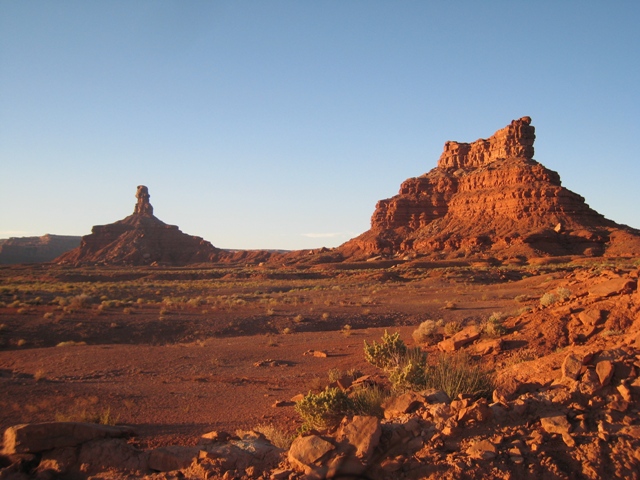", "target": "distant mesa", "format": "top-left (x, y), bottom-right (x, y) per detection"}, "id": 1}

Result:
top-left (338, 117), bottom-right (640, 261)
top-left (0, 234), bottom-right (81, 265)
top-left (55, 185), bottom-right (222, 266)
